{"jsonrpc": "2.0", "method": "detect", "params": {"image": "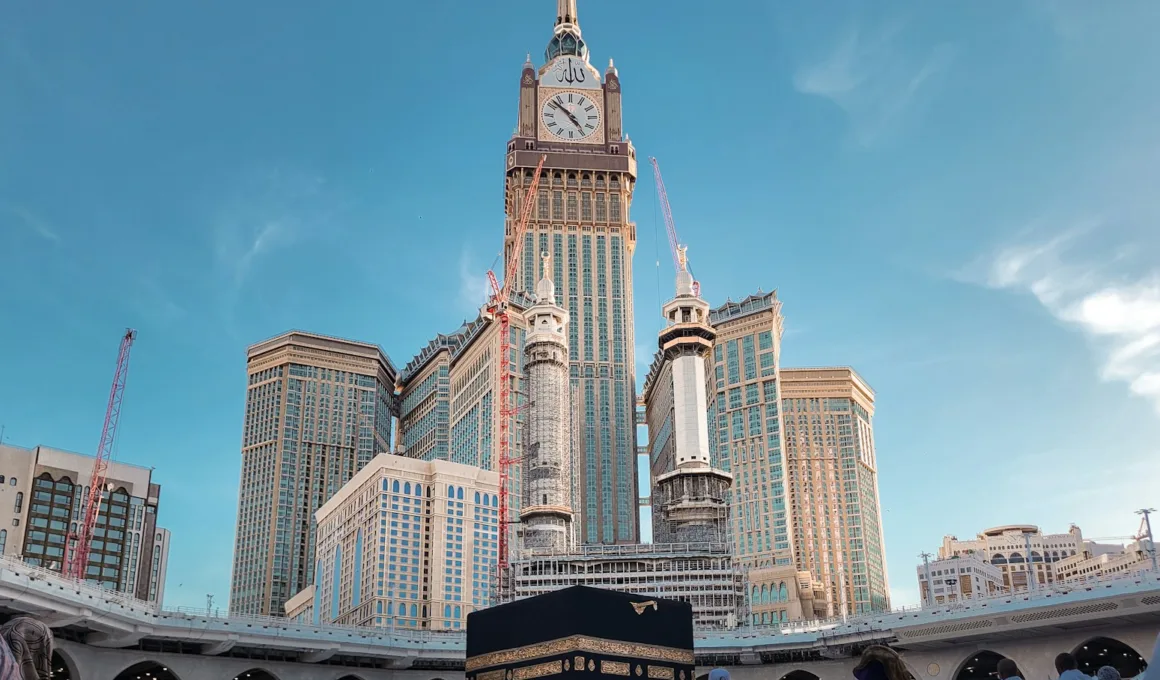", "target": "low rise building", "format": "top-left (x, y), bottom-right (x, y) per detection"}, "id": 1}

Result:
top-left (1053, 541), bottom-right (1151, 582)
top-left (0, 443), bottom-right (169, 604)
top-left (918, 555), bottom-right (1006, 605)
top-left (747, 564), bottom-right (829, 624)
top-left (939, 524), bottom-right (1086, 591)
top-left (292, 454), bottom-right (499, 631)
